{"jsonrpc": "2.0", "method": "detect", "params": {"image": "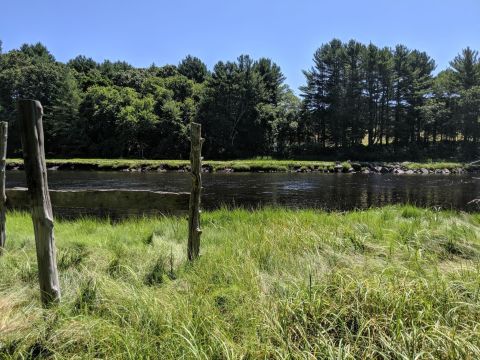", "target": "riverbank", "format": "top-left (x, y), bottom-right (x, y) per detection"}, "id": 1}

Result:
top-left (1, 206), bottom-right (480, 358)
top-left (5, 158), bottom-right (478, 174)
